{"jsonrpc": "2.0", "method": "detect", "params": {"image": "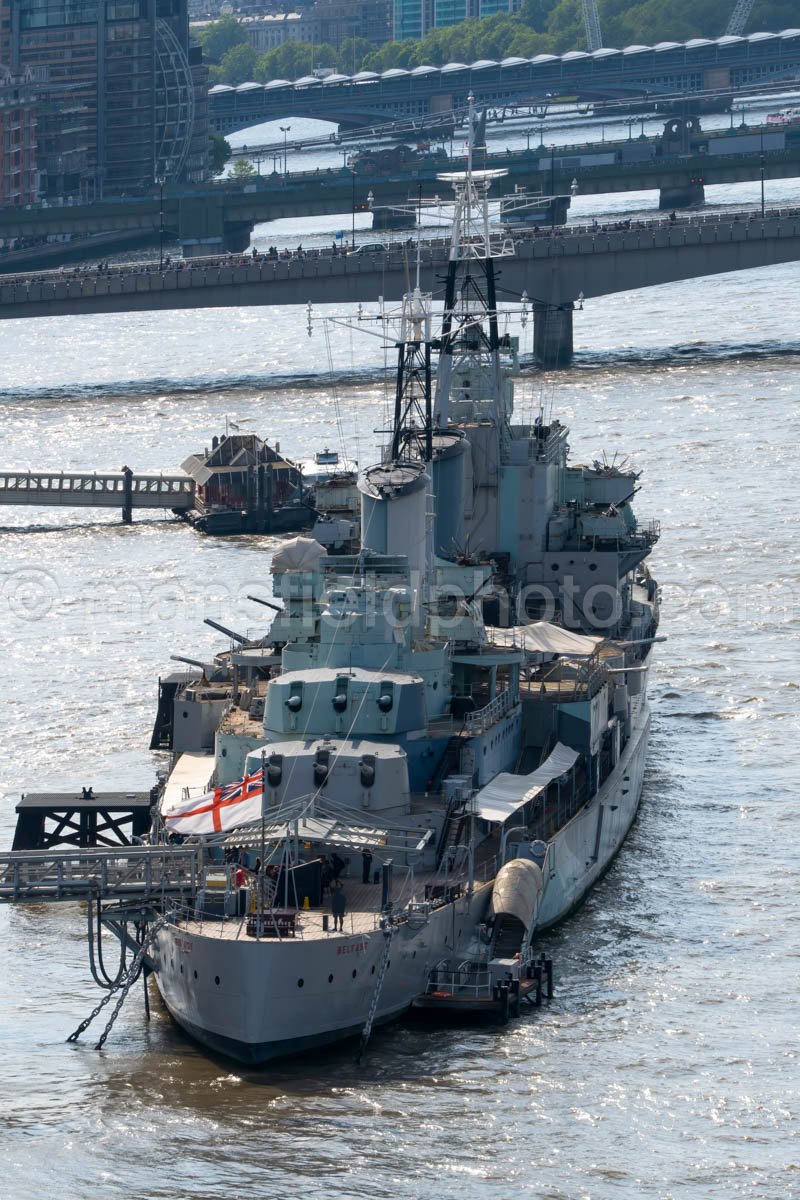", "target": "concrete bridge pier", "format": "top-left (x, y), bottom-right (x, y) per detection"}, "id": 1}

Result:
top-left (177, 195), bottom-right (255, 258)
top-left (533, 302), bottom-right (574, 368)
top-left (660, 179), bottom-right (705, 209)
